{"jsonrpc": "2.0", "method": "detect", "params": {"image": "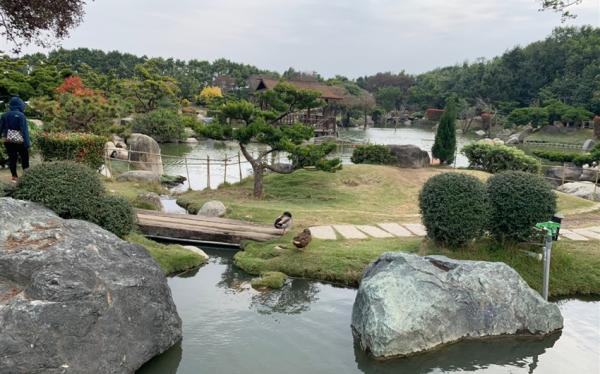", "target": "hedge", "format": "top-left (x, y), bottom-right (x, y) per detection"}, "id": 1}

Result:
top-left (533, 144), bottom-right (600, 166)
top-left (36, 132), bottom-right (107, 170)
top-left (462, 143), bottom-right (541, 173)
top-left (351, 144), bottom-right (395, 164)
